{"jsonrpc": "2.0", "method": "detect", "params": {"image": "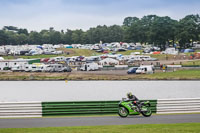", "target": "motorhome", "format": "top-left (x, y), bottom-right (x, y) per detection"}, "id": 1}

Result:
top-left (80, 62), bottom-right (99, 71)
top-left (136, 65), bottom-right (154, 74)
